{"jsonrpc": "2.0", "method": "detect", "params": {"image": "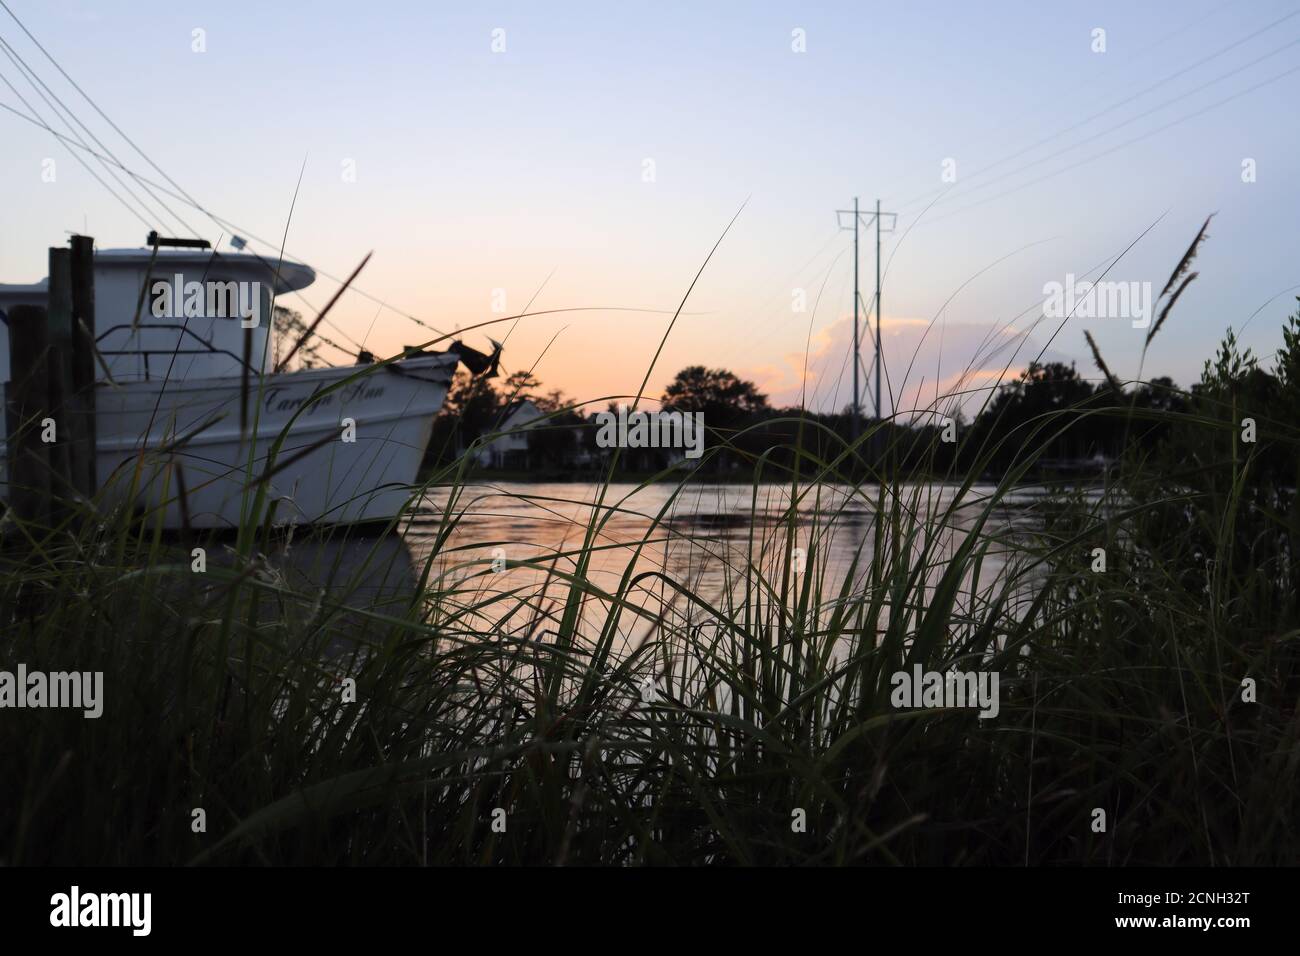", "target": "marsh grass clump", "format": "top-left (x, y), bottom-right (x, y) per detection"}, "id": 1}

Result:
top-left (1, 245), bottom-right (1298, 866)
